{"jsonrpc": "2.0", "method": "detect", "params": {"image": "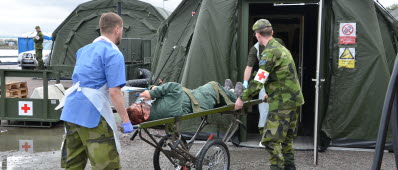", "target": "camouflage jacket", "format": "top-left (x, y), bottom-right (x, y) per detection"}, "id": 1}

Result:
top-left (241, 38), bottom-right (304, 111)
top-left (33, 31), bottom-right (44, 49)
